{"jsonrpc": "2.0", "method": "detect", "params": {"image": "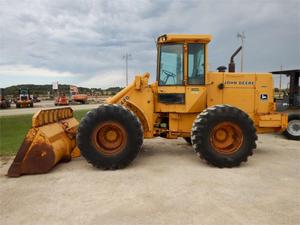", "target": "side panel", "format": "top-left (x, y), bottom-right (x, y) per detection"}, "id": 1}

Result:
top-left (223, 88), bottom-right (255, 116)
top-left (254, 74), bottom-right (274, 114)
top-left (206, 72), bottom-right (223, 106)
top-left (169, 113), bottom-right (197, 135)
top-left (206, 72), bottom-right (287, 133)
top-left (185, 86), bottom-right (207, 112)
top-left (207, 72), bottom-right (274, 118)
top-left (221, 73), bottom-right (256, 117)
